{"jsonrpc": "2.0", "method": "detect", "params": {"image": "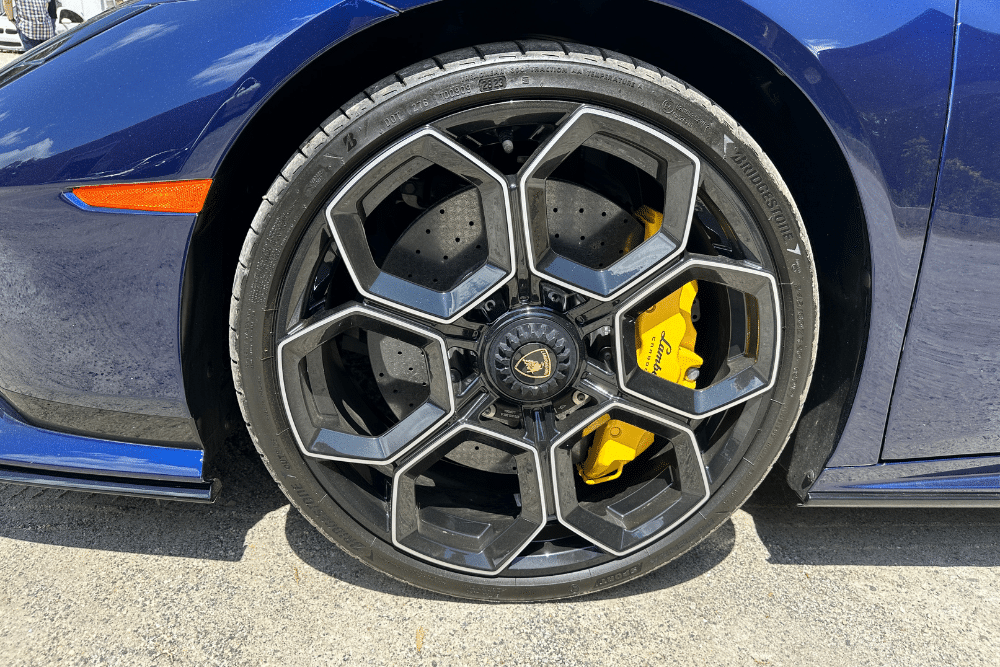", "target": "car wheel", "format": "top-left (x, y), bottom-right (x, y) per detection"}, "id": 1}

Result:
top-left (230, 41), bottom-right (818, 601)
